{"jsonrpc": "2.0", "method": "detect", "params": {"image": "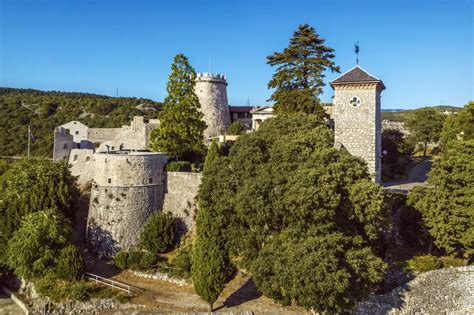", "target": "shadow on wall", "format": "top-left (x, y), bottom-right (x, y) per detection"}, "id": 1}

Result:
top-left (87, 224), bottom-right (119, 259)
